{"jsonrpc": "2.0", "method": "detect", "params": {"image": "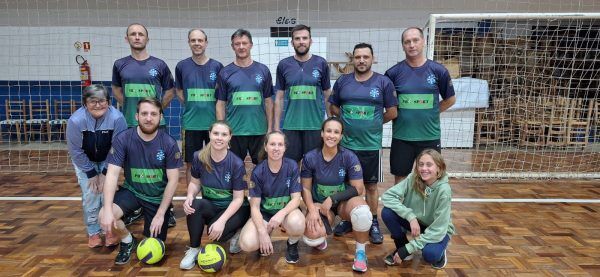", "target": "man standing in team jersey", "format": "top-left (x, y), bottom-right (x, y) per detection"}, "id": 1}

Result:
top-left (112, 22), bottom-right (177, 227)
top-left (385, 27), bottom-right (456, 184)
top-left (112, 23), bottom-right (176, 128)
top-left (216, 29), bottom-right (274, 165)
top-left (100, 98), bottom-right (182, 265)
top-left (274, 24), bottom-right (331, 162)
top-left (329, 43), bottom-right (398, 245)
top-left (175, 28), bottom-right (224, 185)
